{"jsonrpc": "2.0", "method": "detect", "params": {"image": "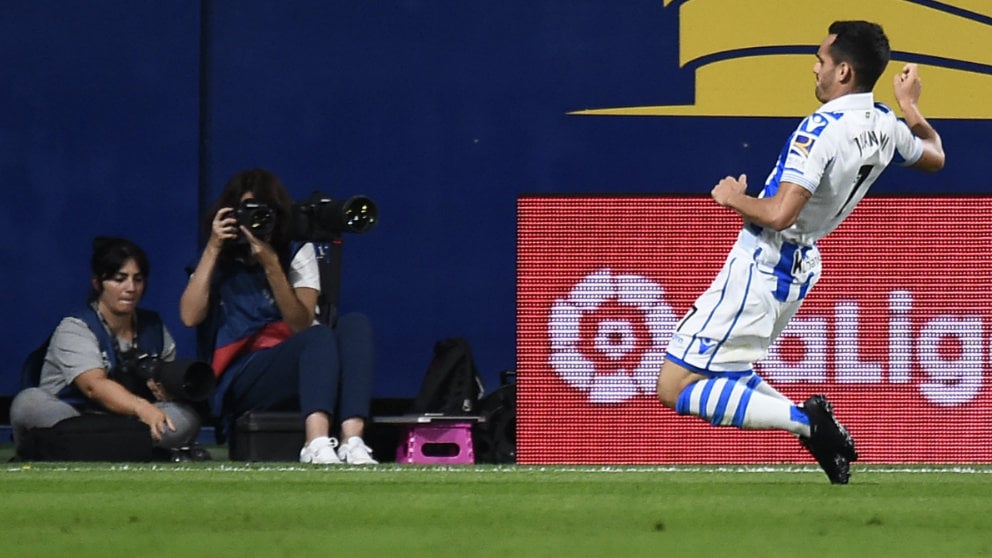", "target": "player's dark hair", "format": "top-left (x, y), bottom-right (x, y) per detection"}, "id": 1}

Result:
top-left (89, 237), bottom-right (150, 302)
top-left (828, 21), bottom-right (890, 92)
